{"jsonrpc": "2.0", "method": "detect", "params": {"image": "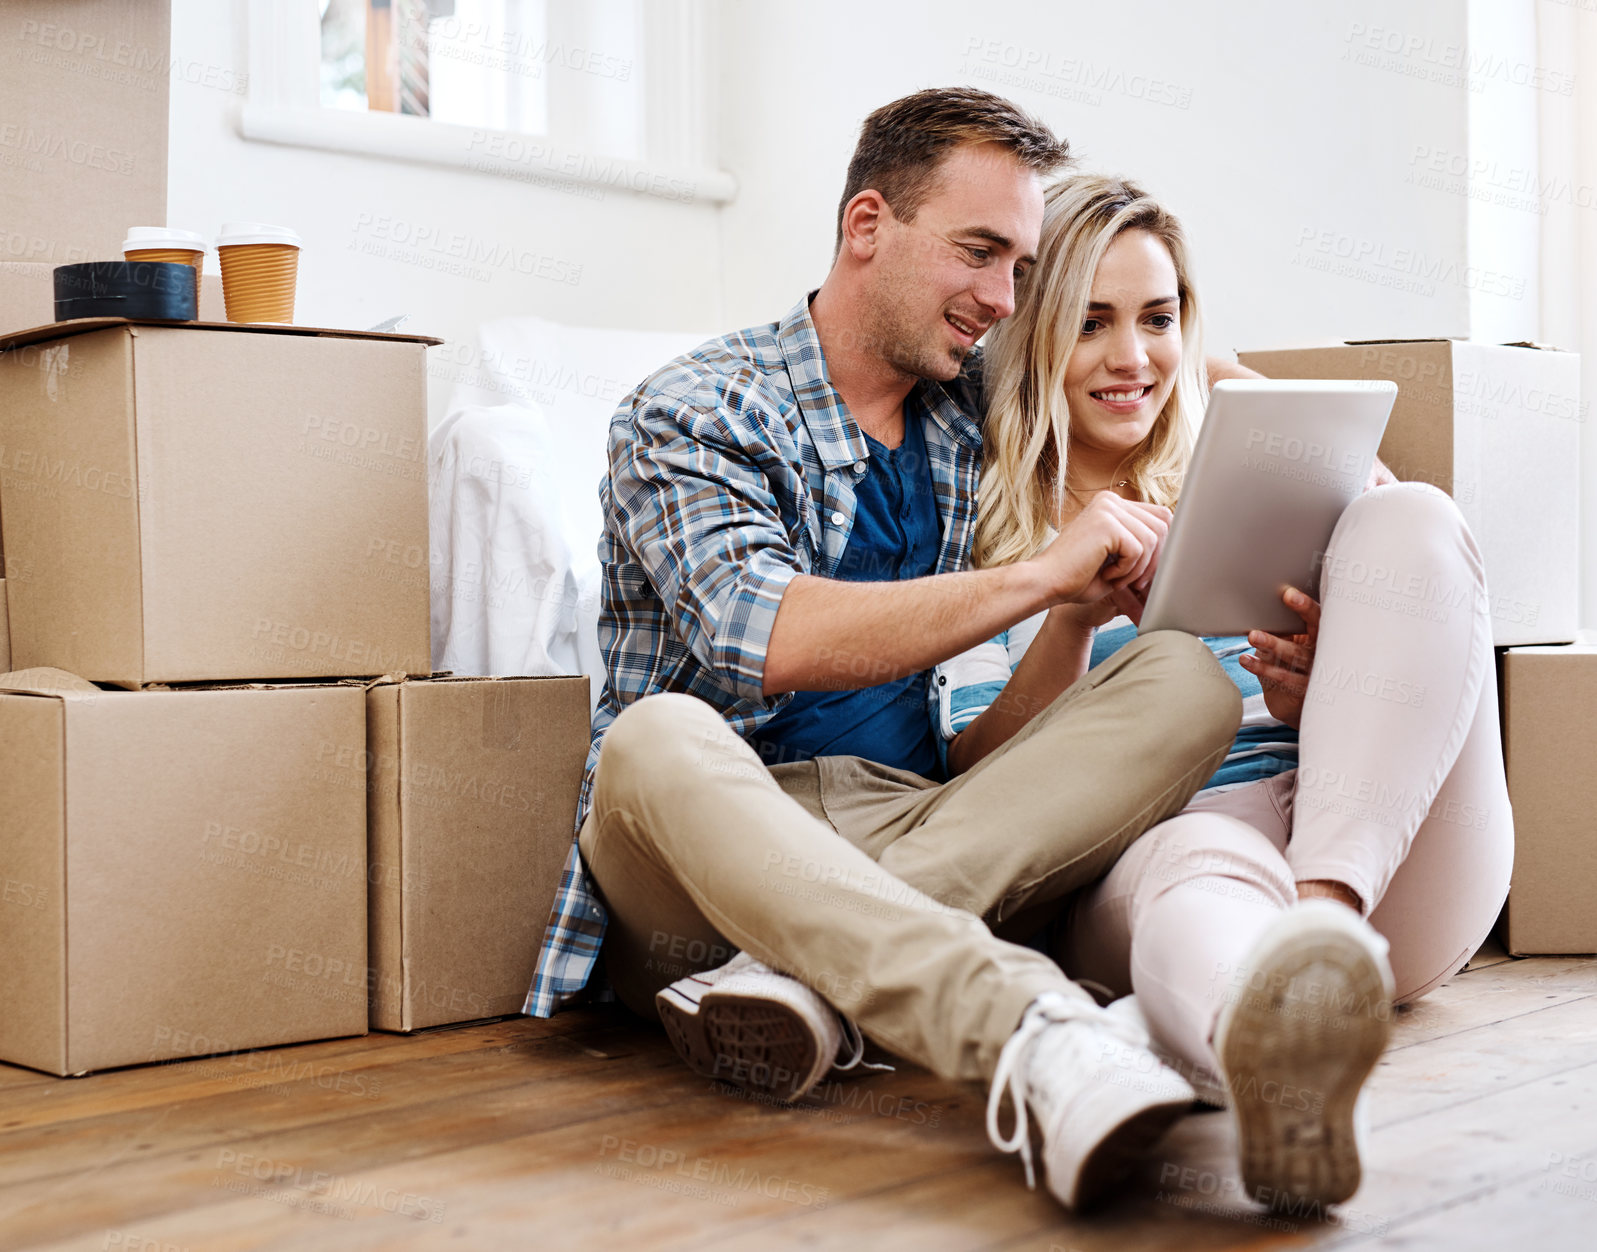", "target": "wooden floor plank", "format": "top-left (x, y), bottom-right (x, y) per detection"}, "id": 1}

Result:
top-left (0, 1013), bottom-right (595, 1131)
top-left (1372, 993), bottom-right (1597, 1127)
top-left (1384, 957), bottom-right (1596, 1051)
top-left (0, 1015), bottom-right (644, 1191)
top-left (1315, 1056), bottom-right (1597, 1241)
top-left (1329, 1152), bottom-right (1597, 1251)
top-left (1, 957), bottom-right (1593, 1251)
